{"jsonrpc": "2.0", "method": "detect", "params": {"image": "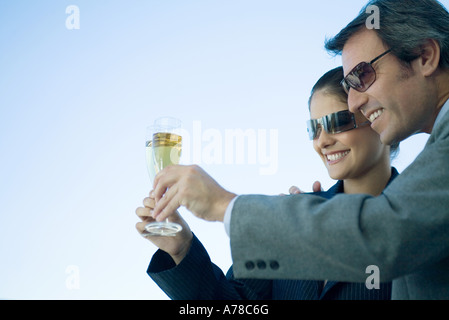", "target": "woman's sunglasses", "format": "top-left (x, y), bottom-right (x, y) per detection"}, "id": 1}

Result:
top-left (306, 110), bottom-right (370, 140)
top-left (340, 49), bottom-right (392, 94)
